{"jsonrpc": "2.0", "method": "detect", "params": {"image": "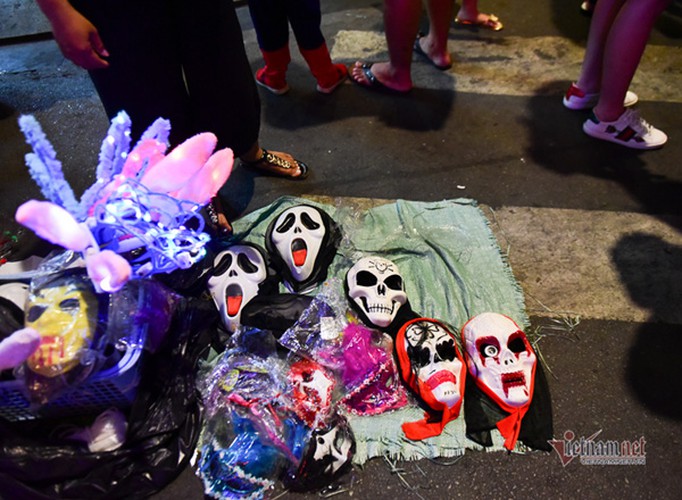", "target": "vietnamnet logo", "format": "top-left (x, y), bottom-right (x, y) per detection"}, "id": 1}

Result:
top-left (548, 430), bottom-right (647, 466)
